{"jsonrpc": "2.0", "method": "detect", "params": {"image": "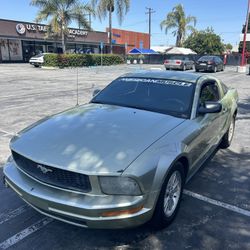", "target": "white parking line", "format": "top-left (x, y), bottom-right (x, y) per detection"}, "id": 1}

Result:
top-left (0, 190), bottom-right (249, 249)
top-left (0, 205), bottom-right (29, 225)
top-left (184, 190), bottom-right (250, 217)
top-left (0, 217), bottom-right (53, 249)
top-left (0, 129), bottom-right (15, 137)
